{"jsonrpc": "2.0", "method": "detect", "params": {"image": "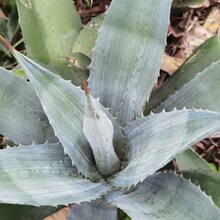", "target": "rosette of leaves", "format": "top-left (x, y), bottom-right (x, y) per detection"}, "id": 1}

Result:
top-left (1, 0), bottom-right (220, 219)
